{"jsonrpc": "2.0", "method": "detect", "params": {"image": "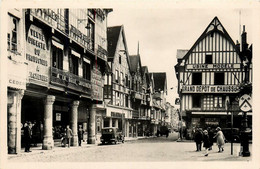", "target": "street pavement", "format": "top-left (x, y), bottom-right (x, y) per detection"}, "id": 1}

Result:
top-left (7, 132), bottom-right (252, 162)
